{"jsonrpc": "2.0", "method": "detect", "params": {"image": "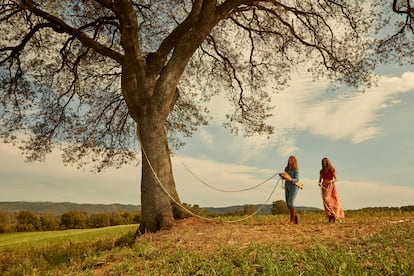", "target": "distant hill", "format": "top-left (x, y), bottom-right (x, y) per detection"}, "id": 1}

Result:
top-left (0, 201), bottom-right (322, 215)
top-left (0, 201), bottom-right (140, 215)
